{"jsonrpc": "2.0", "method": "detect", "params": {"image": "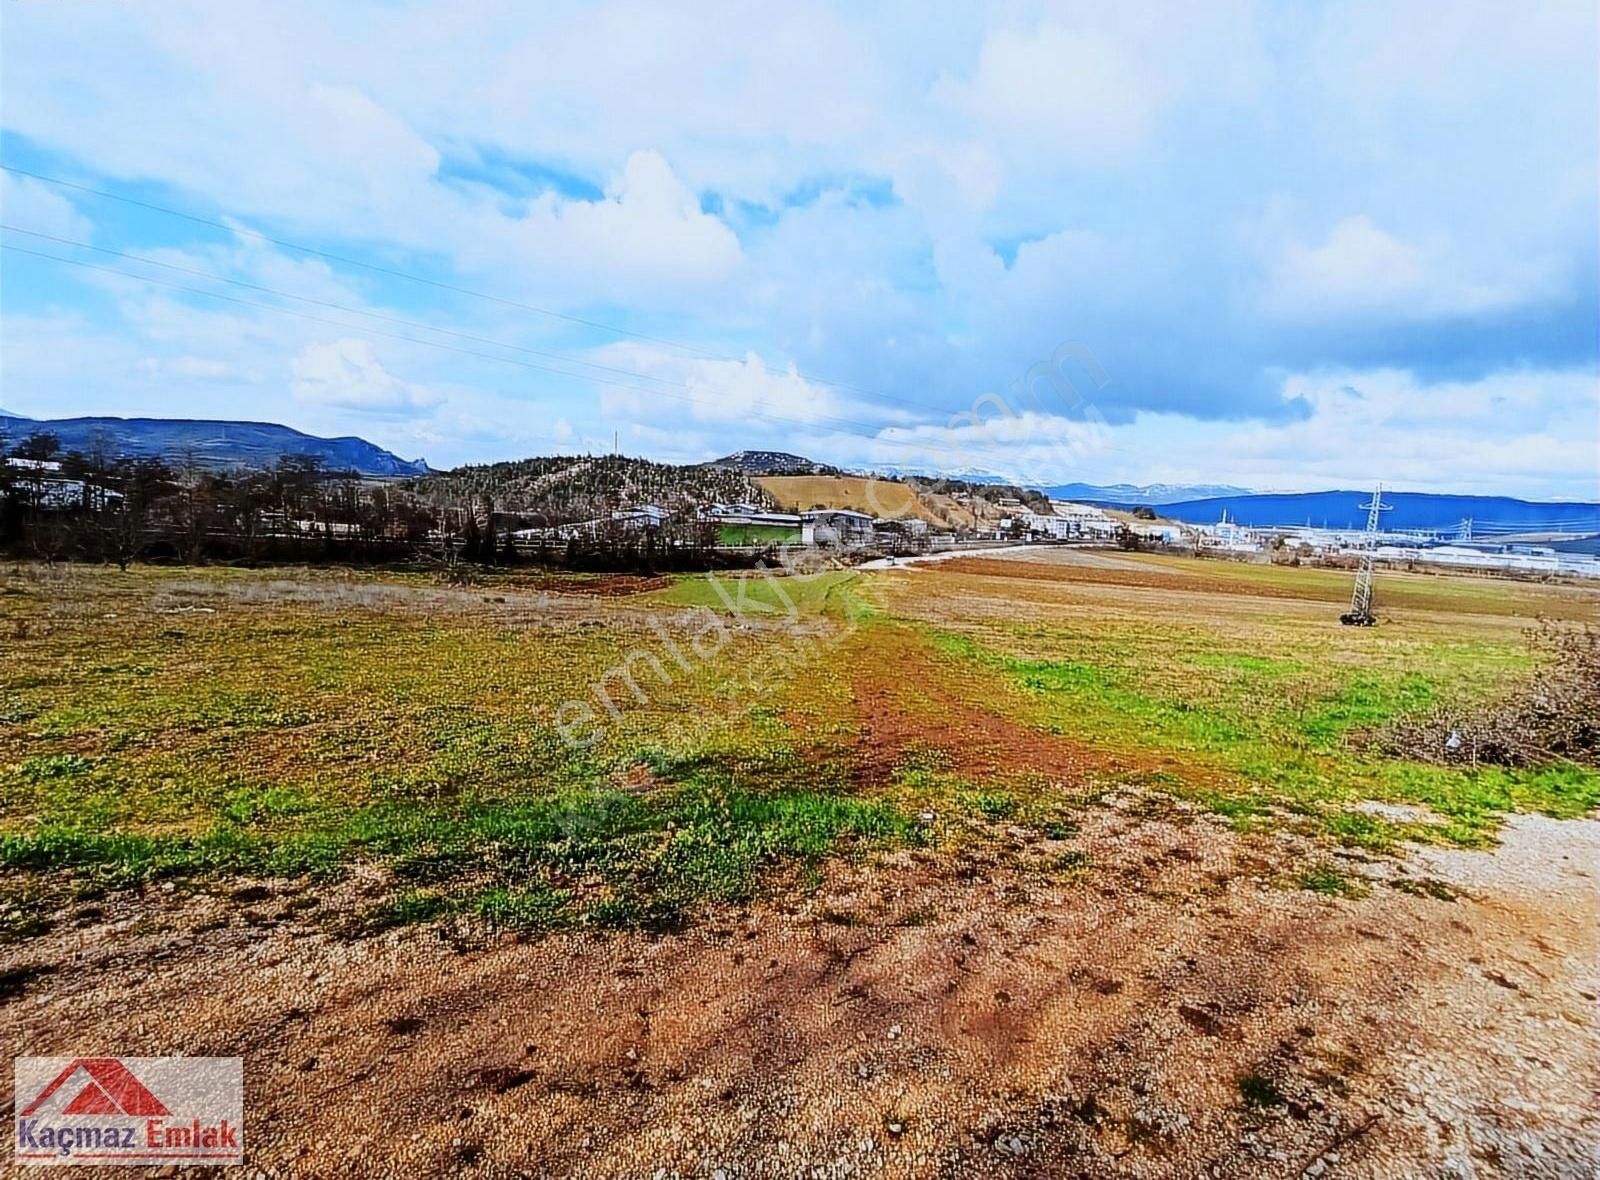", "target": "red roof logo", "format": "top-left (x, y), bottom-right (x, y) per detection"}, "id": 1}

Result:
top-left (21, 1058), bottom-right (171, 1118)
